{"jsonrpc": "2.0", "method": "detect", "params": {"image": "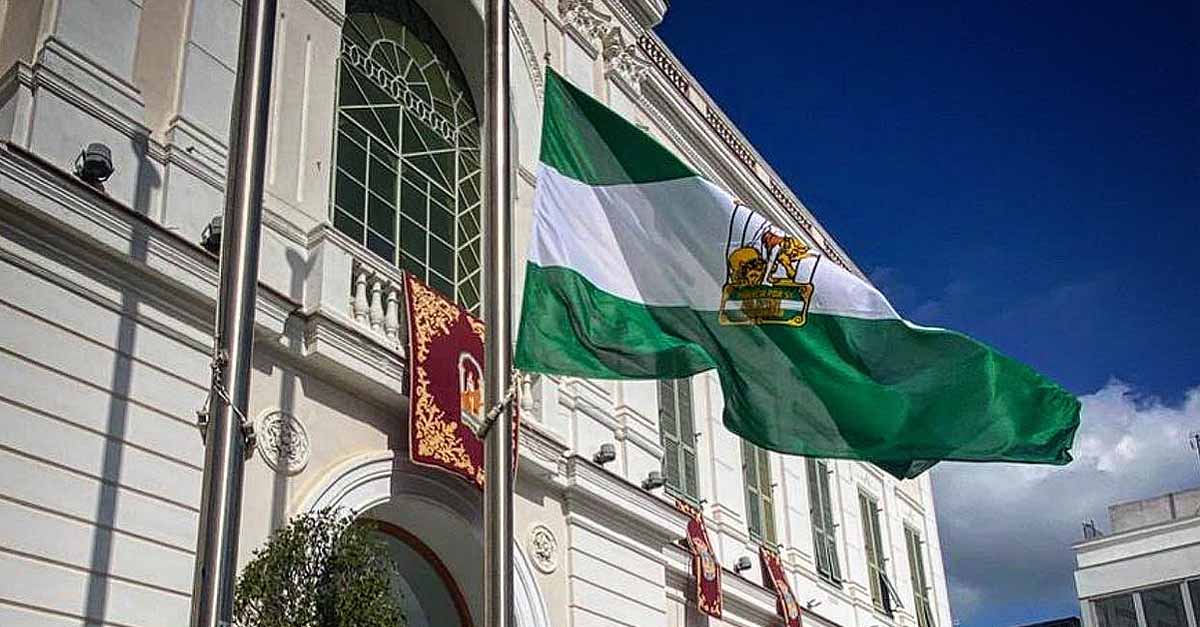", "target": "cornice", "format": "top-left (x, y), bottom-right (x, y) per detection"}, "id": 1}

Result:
top-left (0, 142), bottom-right (296, 338)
